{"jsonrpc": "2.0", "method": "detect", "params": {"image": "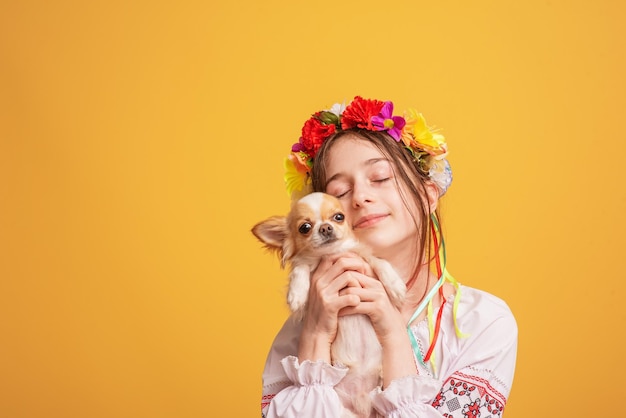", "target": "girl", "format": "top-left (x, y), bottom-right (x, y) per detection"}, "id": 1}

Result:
top-left (261, 97), bottom-right (517, 417)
